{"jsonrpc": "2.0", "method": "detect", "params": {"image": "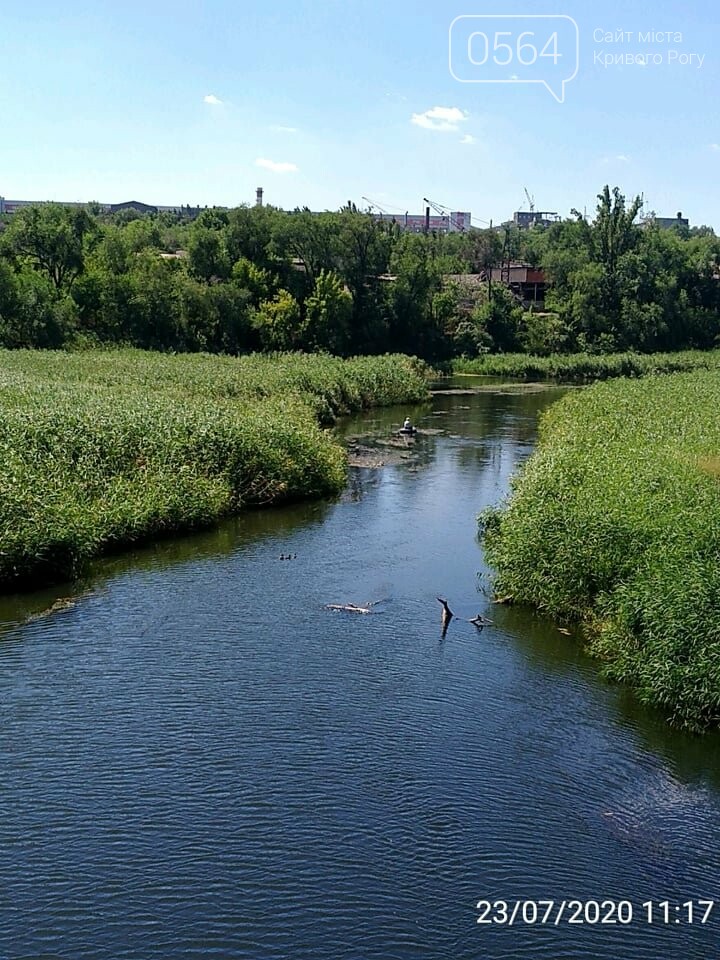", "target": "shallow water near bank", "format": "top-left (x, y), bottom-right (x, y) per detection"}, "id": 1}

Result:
top-left (2, 377), bottom-right (720, 960)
